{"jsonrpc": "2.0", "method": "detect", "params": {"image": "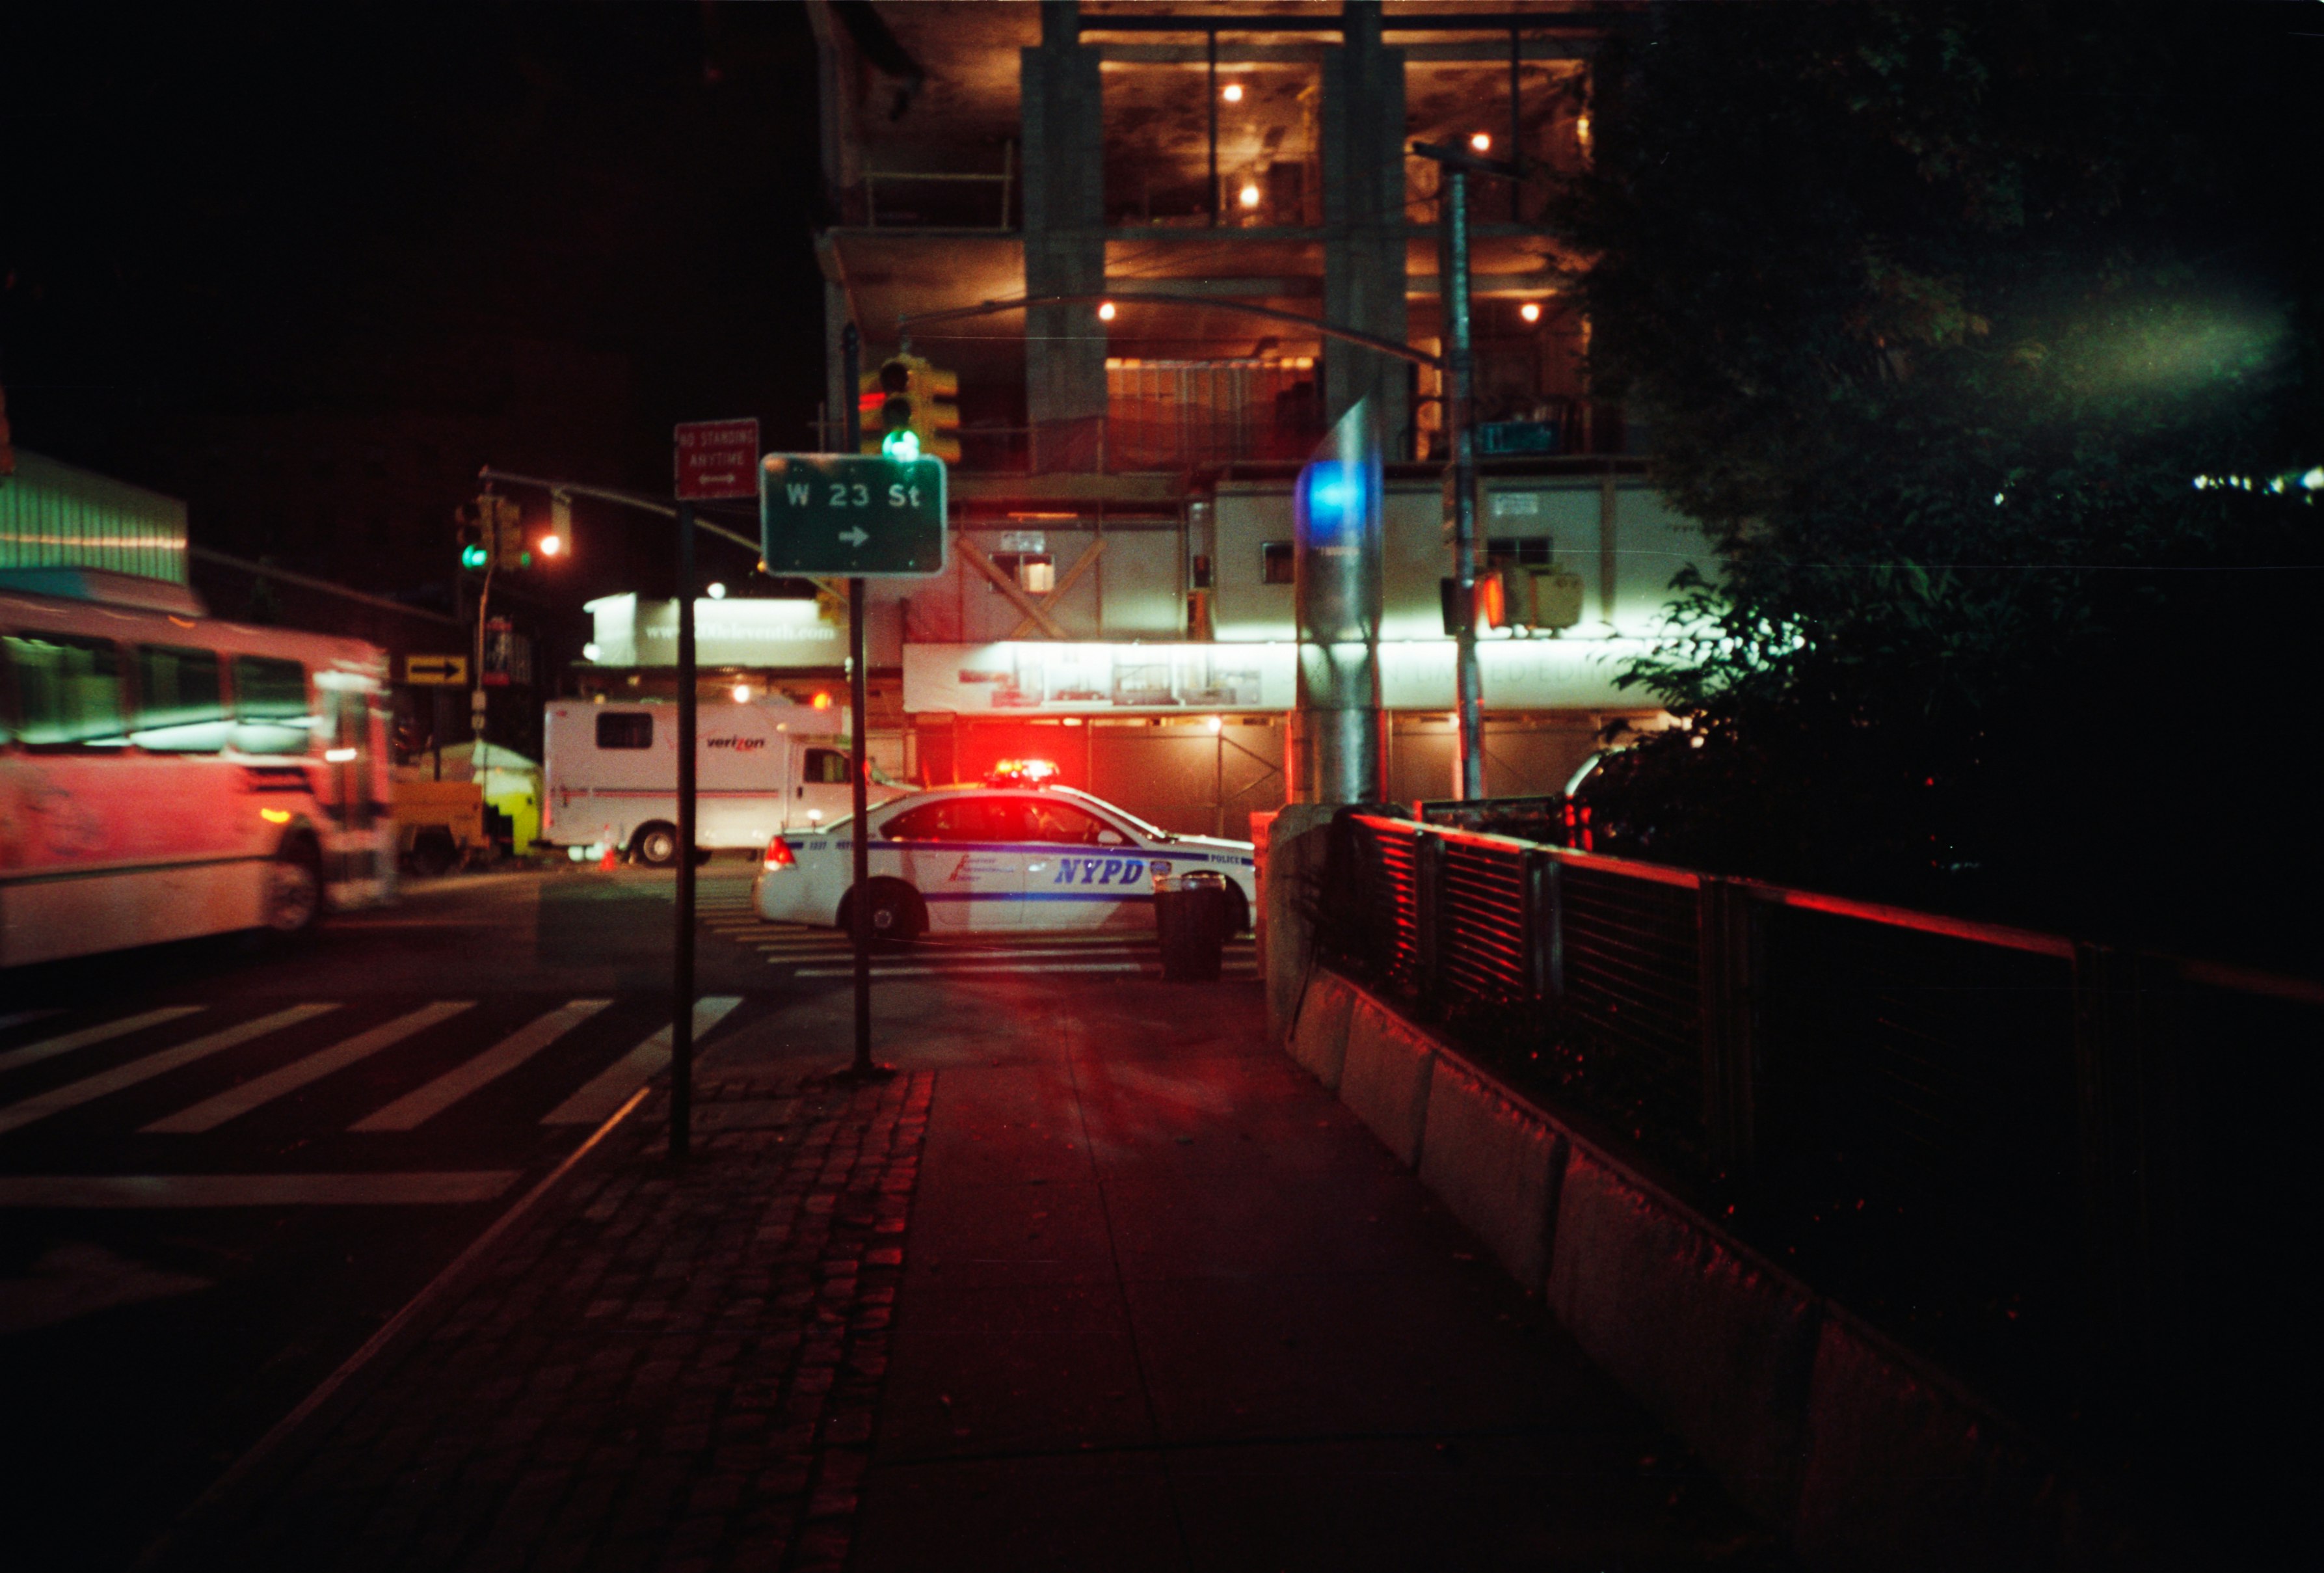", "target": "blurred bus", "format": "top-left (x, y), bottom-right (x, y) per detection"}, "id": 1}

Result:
top-left (1, 568), bottom-right (393, 967)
